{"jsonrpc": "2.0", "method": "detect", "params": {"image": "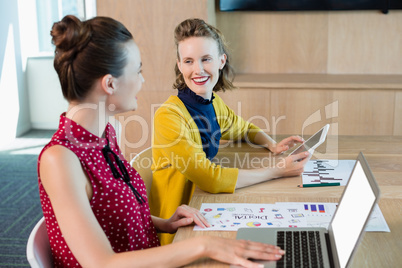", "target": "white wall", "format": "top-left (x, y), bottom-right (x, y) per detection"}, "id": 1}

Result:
top-left (27, 56), bottom-right (68, 129)
top-left (0, 0), bottom-right (96, 147)
top-left (0, 1), bottom-right (31, 148)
